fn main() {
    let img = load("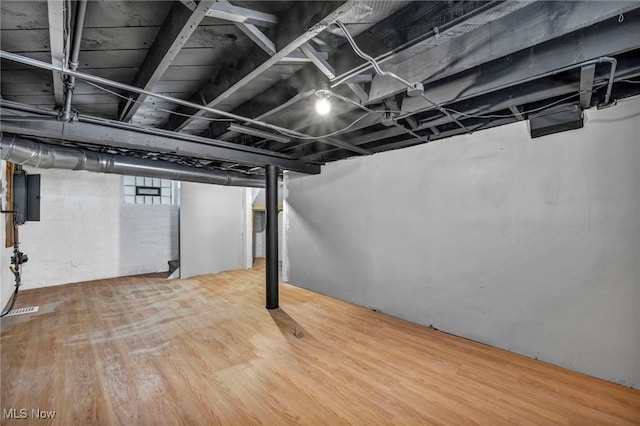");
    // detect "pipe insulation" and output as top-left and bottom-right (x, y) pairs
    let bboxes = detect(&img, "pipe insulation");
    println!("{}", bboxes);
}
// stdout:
(0, 133), (265, 188)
